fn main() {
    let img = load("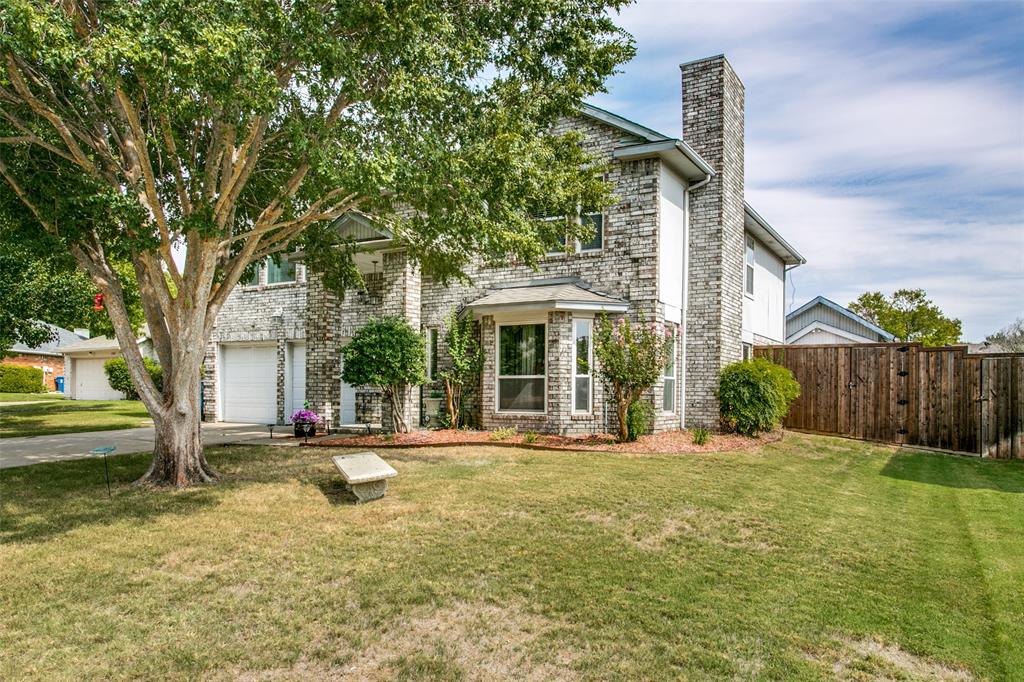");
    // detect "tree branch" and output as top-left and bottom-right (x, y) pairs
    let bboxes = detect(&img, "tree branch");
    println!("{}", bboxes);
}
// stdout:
(113, 86), (183, 290)
(5, 55), (98, 176)
(0, 157), (58, 235)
